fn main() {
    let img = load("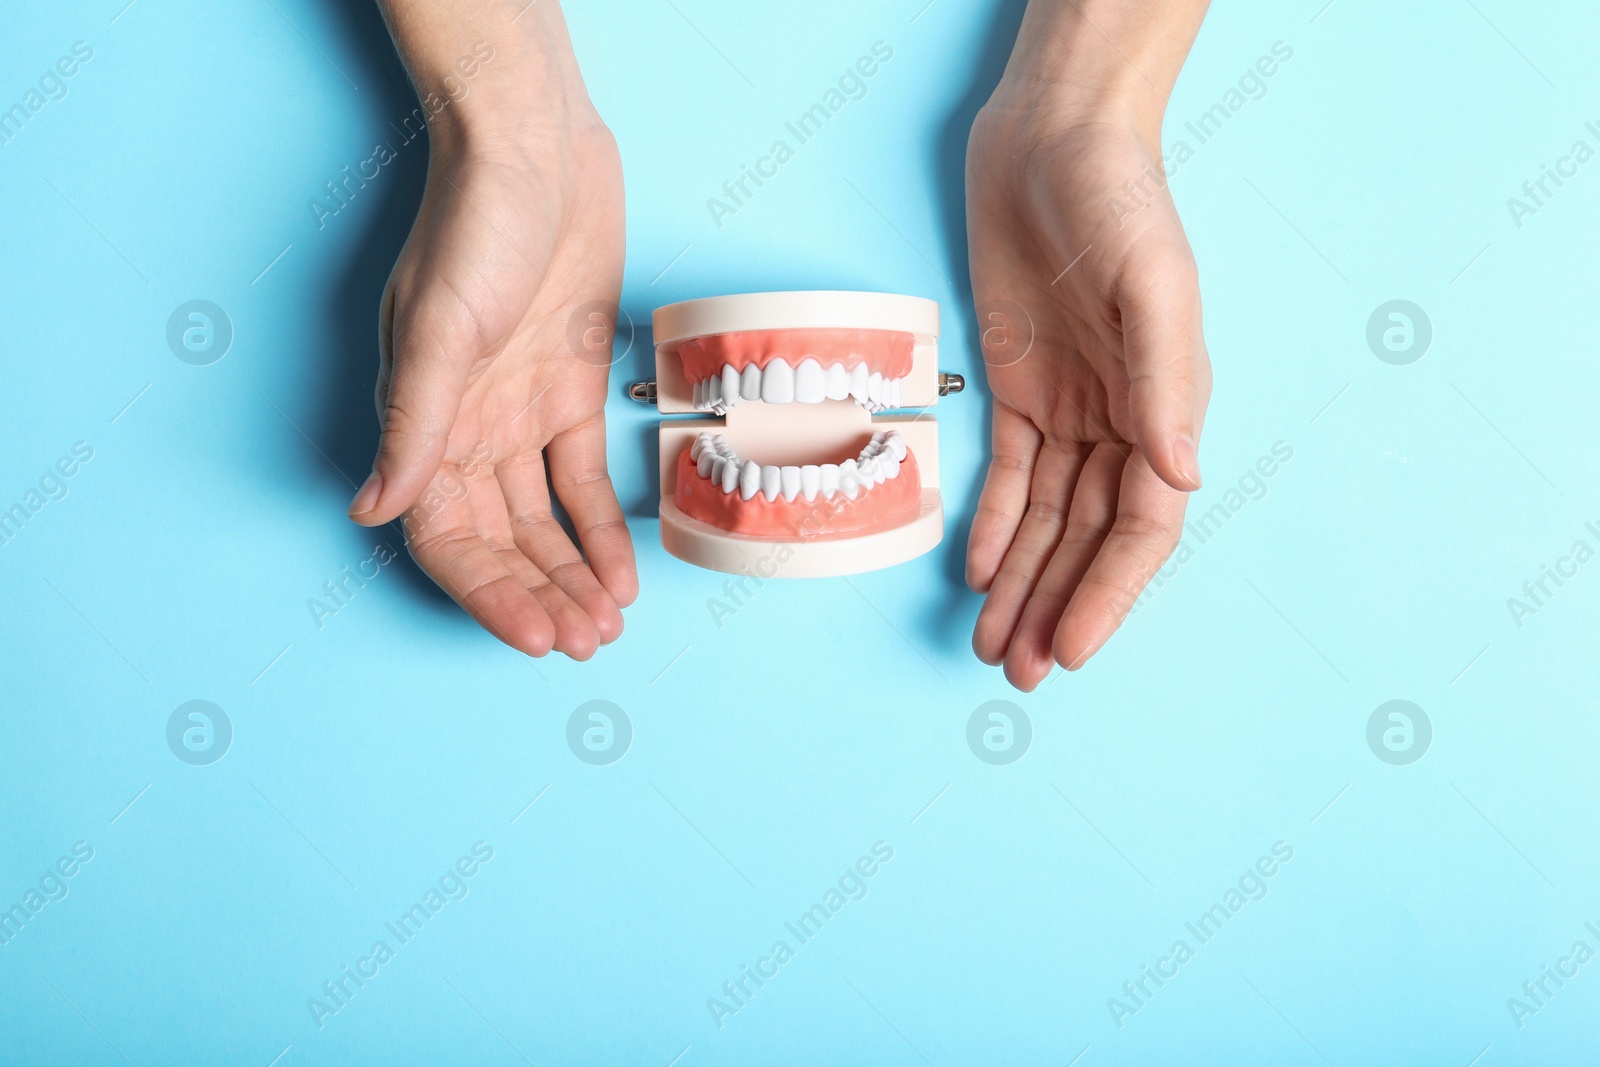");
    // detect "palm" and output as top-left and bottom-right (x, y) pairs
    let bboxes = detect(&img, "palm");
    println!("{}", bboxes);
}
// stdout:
(965, 109), (1210, 690)
(419, 157), (614, 469)
(360, 127), (638, 661)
